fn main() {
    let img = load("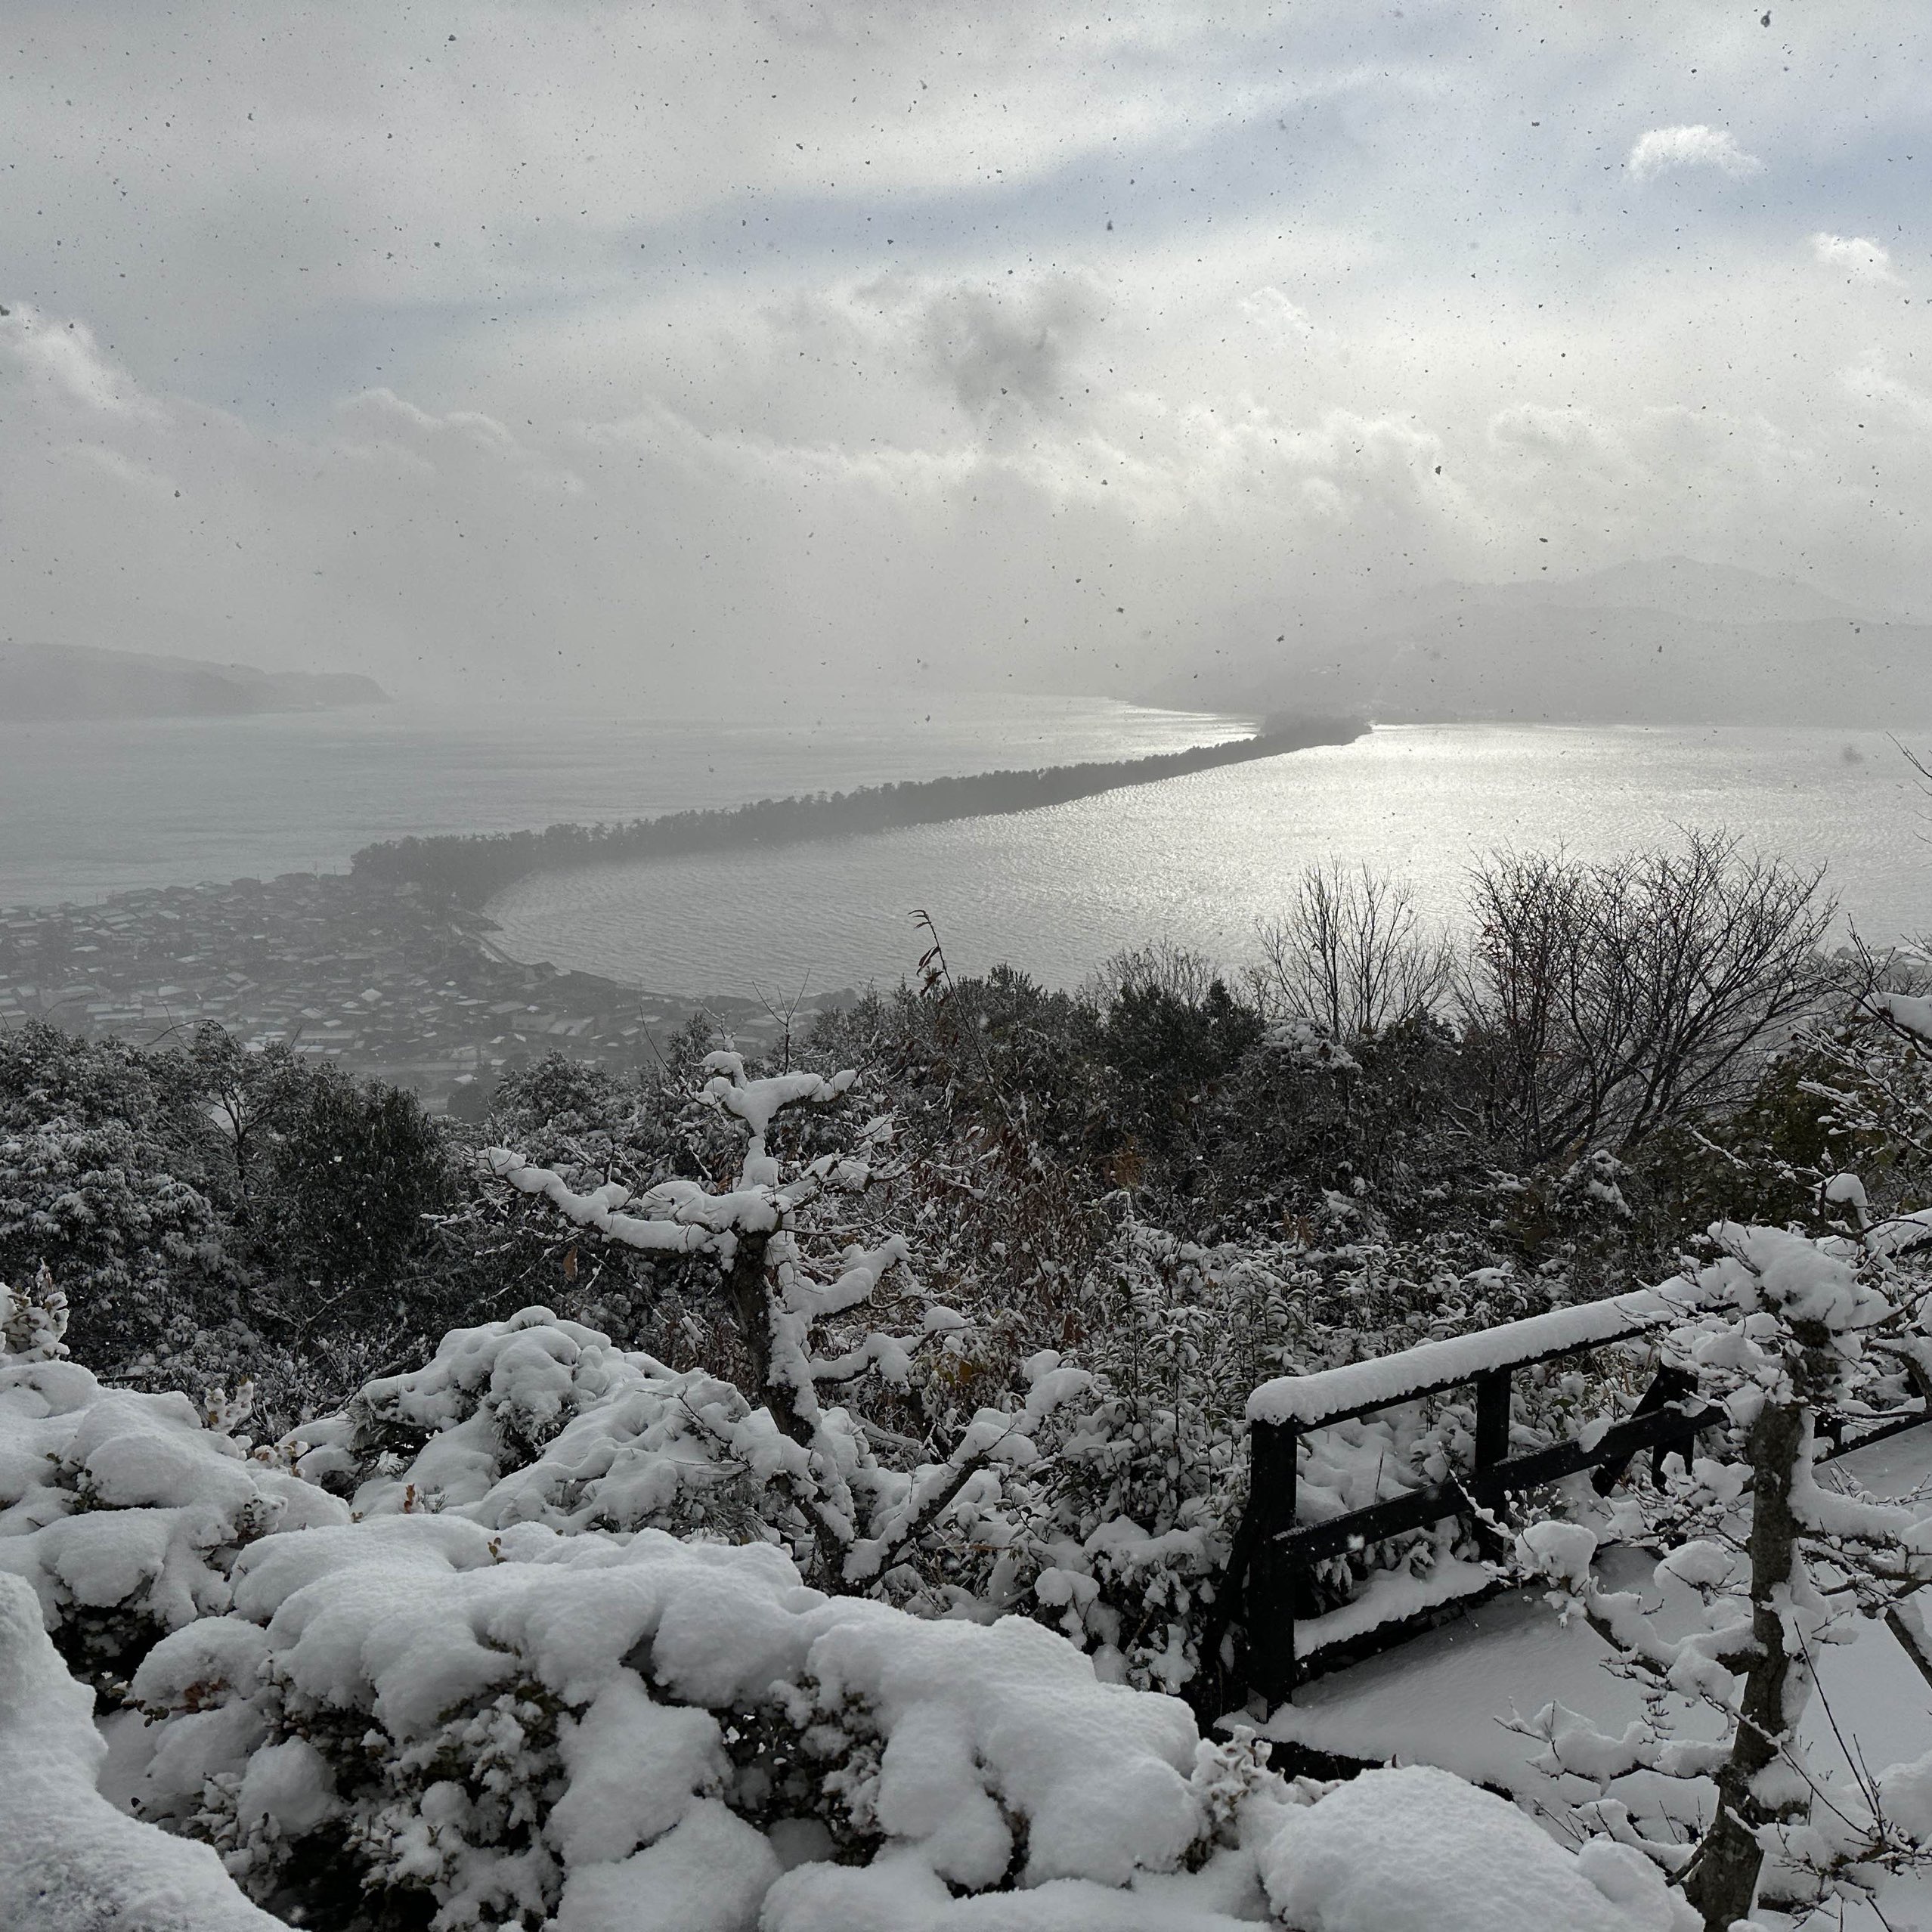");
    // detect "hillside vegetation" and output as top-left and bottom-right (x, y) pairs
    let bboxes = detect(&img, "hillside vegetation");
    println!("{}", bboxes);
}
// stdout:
(8, 830), (1932, 1929)
(0, 640), (388, 720)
